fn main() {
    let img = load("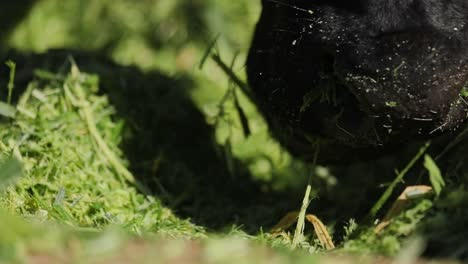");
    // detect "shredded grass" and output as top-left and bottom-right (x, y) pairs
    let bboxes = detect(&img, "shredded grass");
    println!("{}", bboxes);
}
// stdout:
(0, 66), (202, 238)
